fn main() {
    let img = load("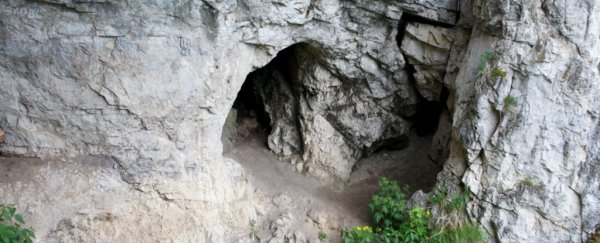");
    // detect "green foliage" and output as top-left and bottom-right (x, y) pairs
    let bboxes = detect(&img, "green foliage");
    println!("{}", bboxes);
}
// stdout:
(0, 205), (35, 243)
(430, 187), (485, 243)
(446, 188), (471, 213)
(503, 95), (516, 111)
(473, 51), (494, 77)
(521, 177), (537, 187)
(341, 226), (376, 243)
(491, 67), (507, 79)
(318, 231), (327, 241)
(344, 179), (485, 243)
(368, 177), (407, 230)
(430, 224), (485, 243)
(429, 185), (447, 206)
(396, 207), (430, 242)
(597, 63), (600, 73)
